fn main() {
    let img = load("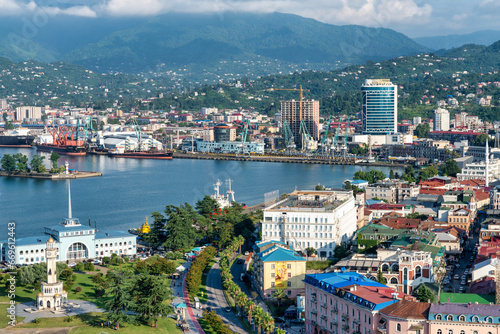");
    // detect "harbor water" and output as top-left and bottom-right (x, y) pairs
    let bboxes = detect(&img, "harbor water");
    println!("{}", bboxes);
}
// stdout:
(0, 147), (398, 238)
